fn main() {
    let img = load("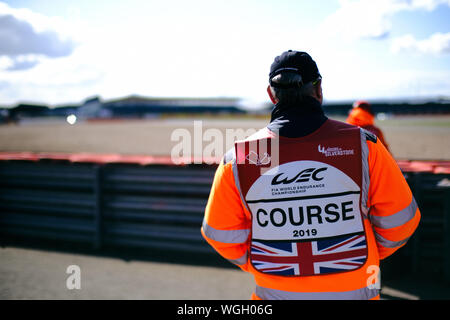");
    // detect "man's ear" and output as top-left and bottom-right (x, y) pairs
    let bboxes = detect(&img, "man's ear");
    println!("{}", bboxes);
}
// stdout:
(314, 80), (323, 104)
(267, 85), (278, 104)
